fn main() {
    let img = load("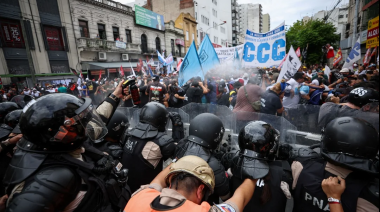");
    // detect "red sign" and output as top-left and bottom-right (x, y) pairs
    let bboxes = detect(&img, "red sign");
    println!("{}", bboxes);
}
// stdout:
(0, 18), (24, 48)
(175, 39), (185, 46)
(44, 26), (64, 51)
(367, 28), (379, 40)
(212, 43), (222, 48)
